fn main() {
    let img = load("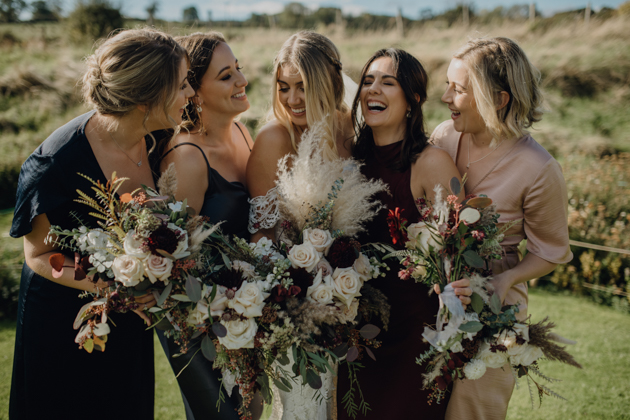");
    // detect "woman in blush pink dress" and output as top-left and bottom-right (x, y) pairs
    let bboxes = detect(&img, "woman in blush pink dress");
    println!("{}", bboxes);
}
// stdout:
(430, 37), (573, 420)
